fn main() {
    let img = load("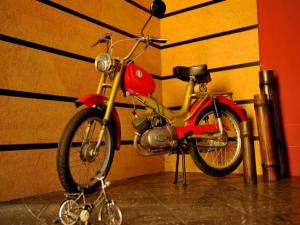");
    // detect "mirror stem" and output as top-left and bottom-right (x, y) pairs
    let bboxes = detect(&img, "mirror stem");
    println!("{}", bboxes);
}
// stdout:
(141, 14), (153, 37)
